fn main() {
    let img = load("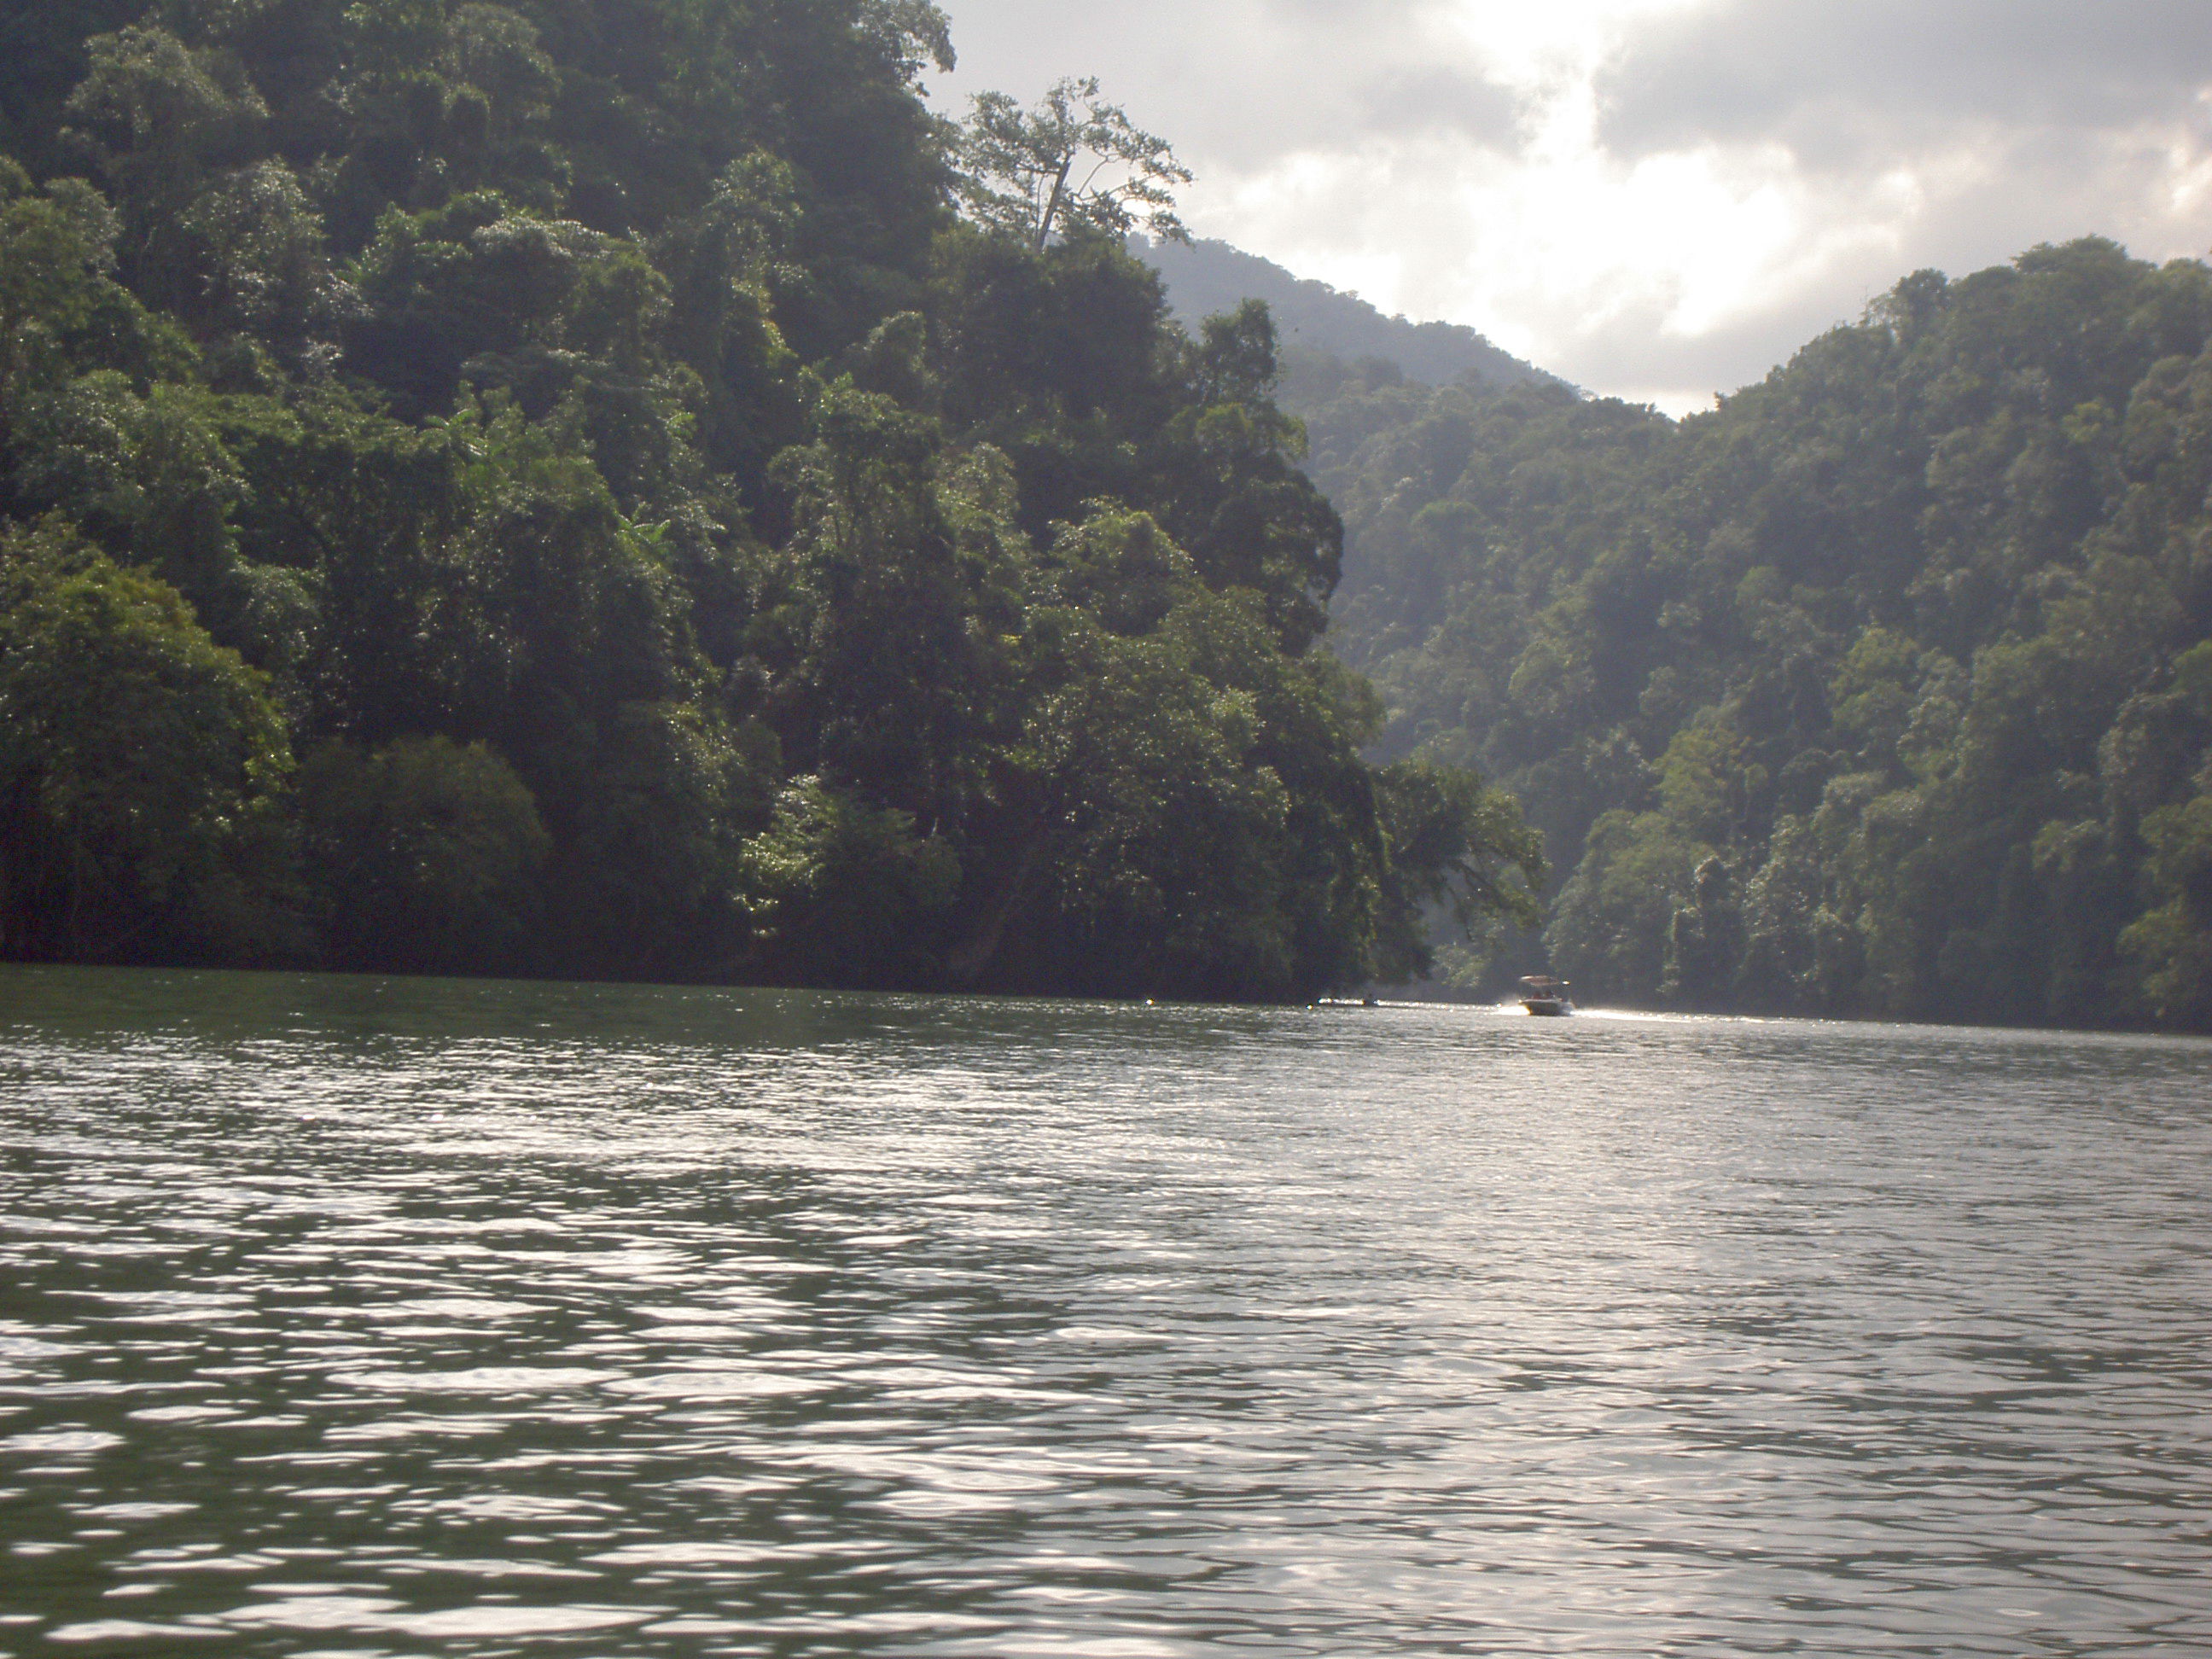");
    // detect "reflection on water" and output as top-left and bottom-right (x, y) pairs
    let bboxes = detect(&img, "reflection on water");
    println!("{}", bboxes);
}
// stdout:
(1, 964), (2209, 1656)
